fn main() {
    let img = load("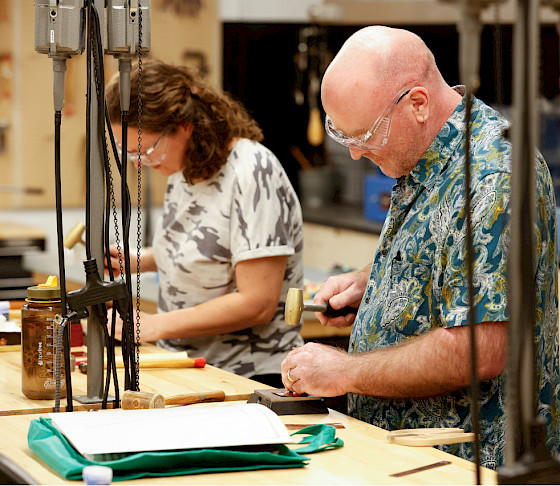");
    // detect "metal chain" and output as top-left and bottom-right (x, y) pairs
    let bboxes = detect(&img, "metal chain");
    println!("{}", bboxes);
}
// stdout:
(54, 314), (66, 413)
(134, 0), (143, 390)
(110, 169), (125, 279)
